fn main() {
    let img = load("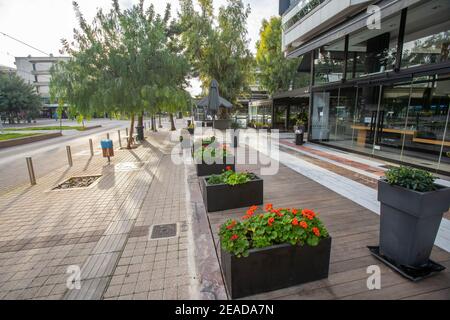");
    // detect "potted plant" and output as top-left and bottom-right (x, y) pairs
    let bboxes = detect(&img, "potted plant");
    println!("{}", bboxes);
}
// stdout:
(200, 168), (263, 212)
(219, 205), (331, 299)
(214, 108), (232, 130)
(194, 144), (235, 177)
(377, 166), (450, 268)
